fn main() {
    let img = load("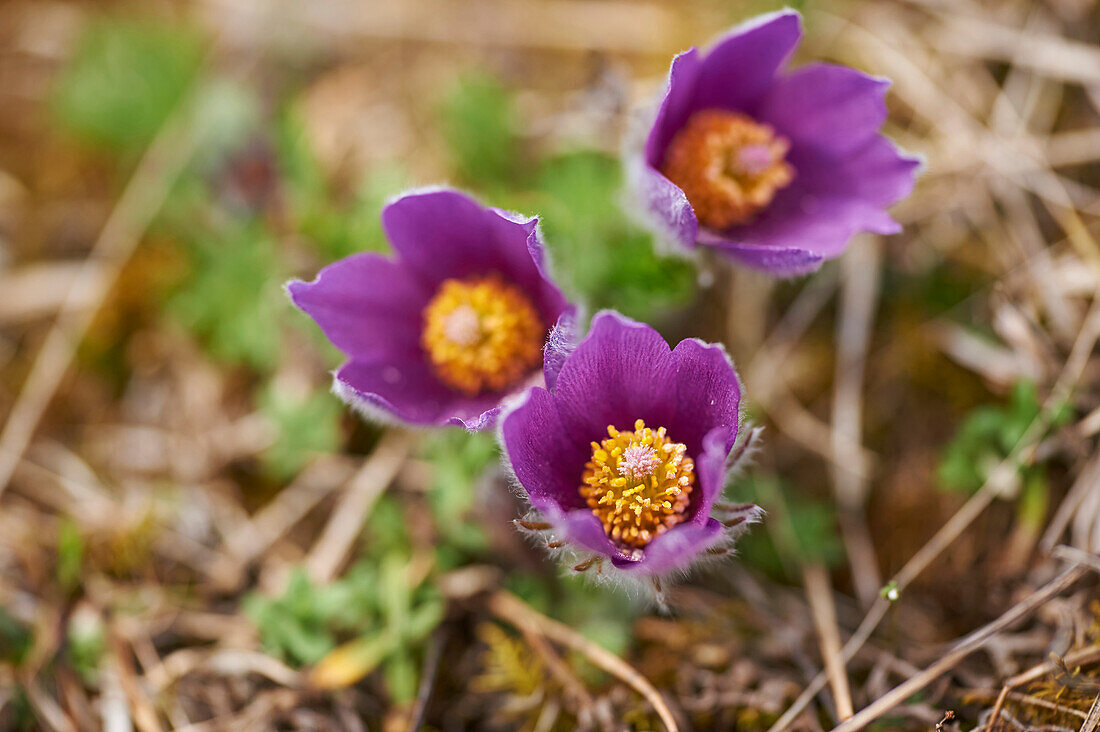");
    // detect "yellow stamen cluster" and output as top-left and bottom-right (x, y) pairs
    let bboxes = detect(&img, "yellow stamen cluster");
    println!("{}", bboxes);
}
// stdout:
(581, 419), (695, 549)
(421, 273), (545, 395)
(661, 109), (794, 230)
